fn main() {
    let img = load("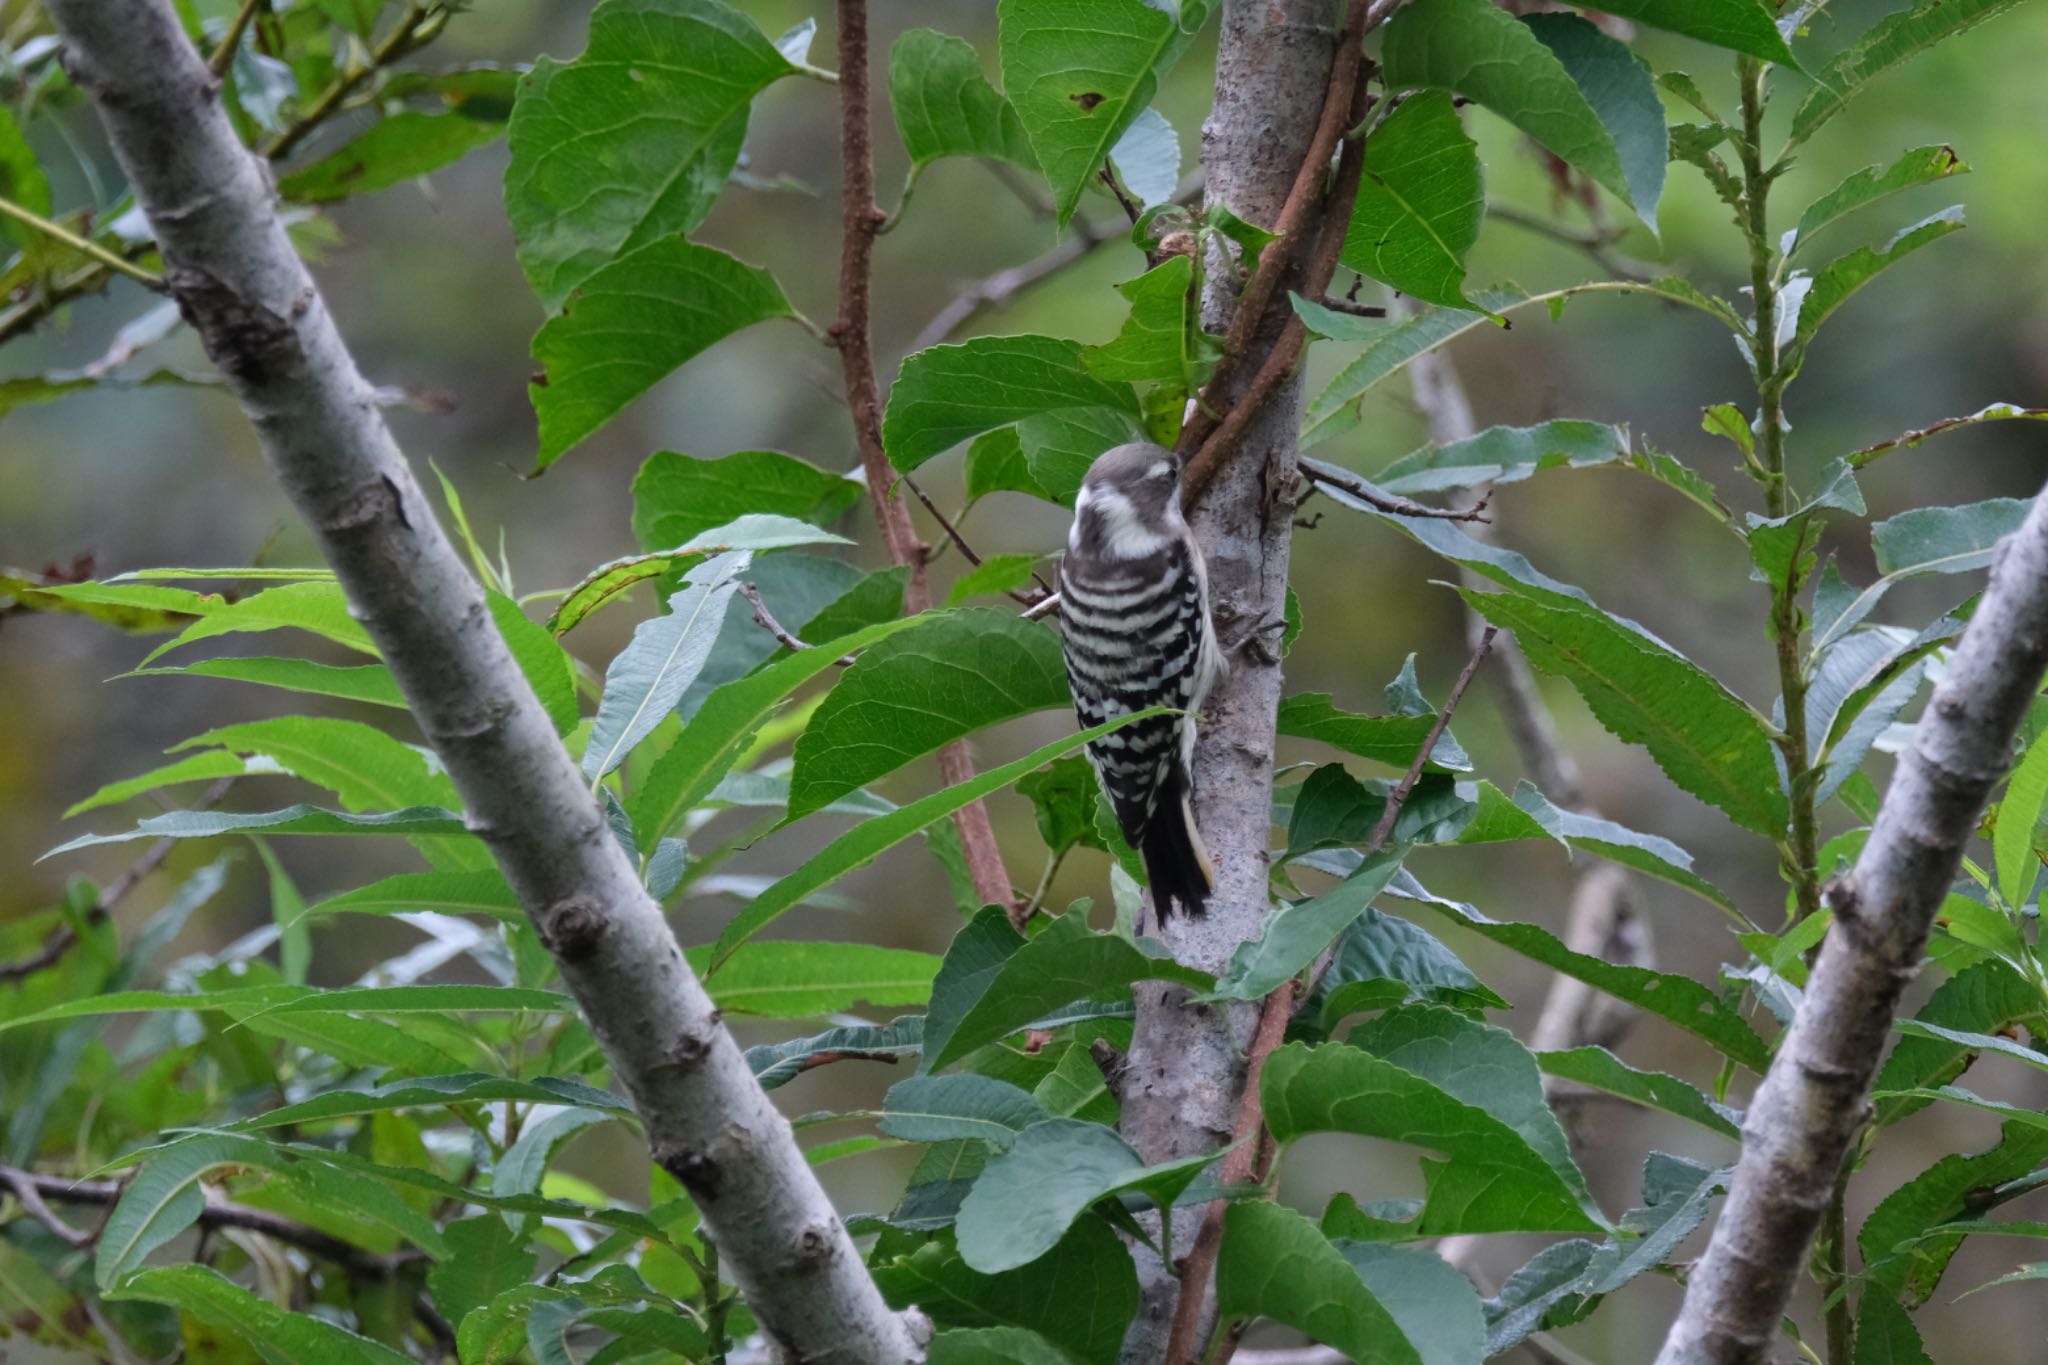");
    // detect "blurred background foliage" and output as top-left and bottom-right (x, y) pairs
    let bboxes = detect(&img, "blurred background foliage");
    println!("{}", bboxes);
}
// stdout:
(4, 1), (2047, 1357)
